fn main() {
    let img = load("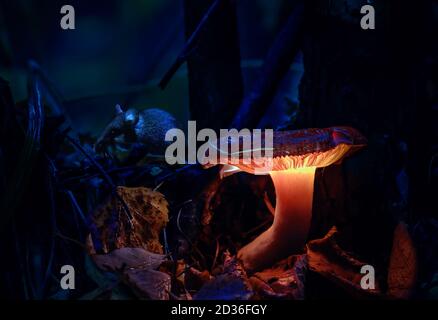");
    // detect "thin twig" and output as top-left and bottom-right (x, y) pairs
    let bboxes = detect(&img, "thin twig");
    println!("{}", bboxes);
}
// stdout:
(211, 236), (220, 272)
(65, 135), (133, 226)
(166, 289), (181, 301)
(176, 208), (207, 268)
(174, 264), (195, 279)
(162, 228), (172, 260)
(171, 199), (193, 210)
(158, 0), (223, 89)
(55, 232), (87, 250)
(42, 167), (57, 296)
(65, 190), (88, 226)
(155, 164), (195, 184)
(176, 209), (191, 245)
(153, 181), (164, 192)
